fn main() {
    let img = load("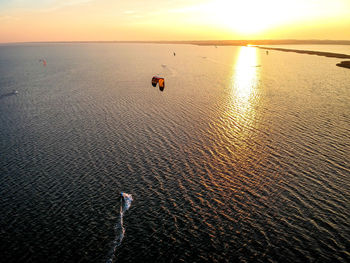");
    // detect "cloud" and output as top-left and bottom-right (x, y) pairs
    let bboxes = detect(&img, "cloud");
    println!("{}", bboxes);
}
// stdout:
(59, 0), (94, 7)
(37, 0), (95, 13)
(123, 10), (136, 15)
(0, 15), (19, 21)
